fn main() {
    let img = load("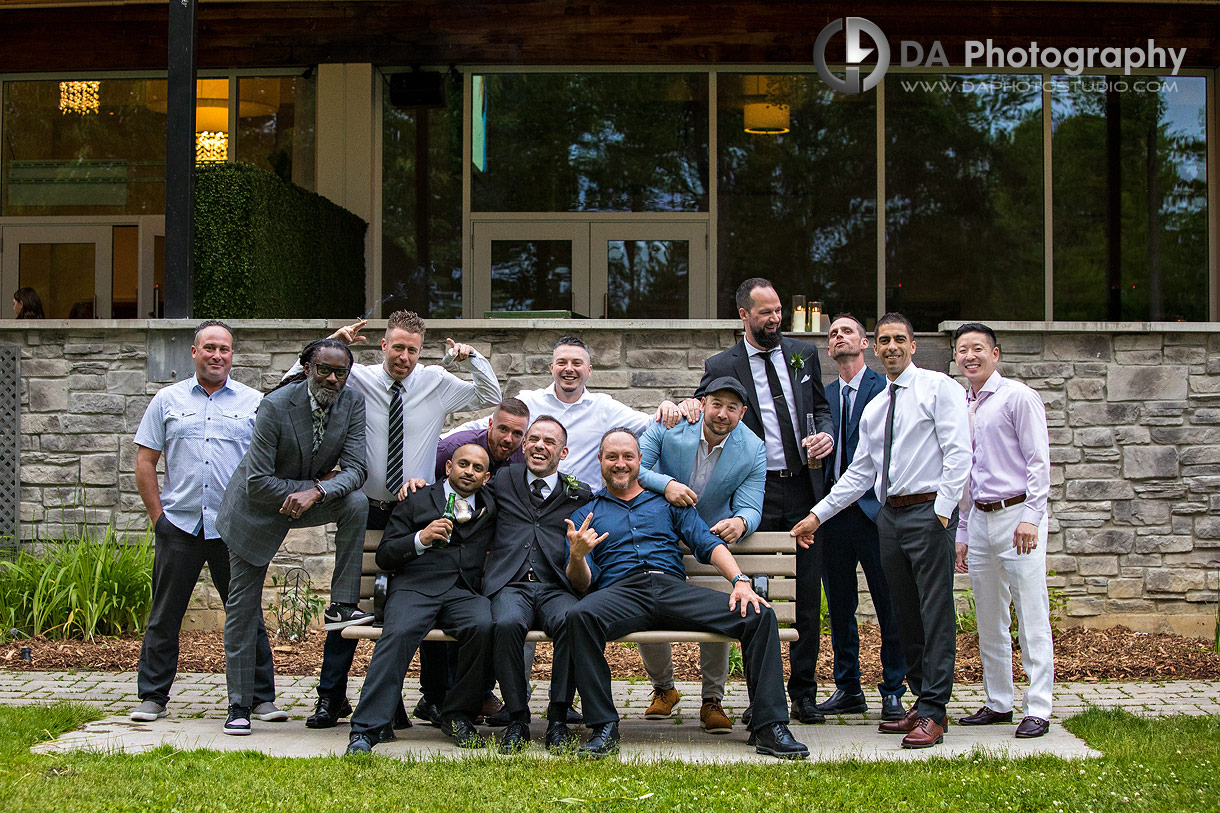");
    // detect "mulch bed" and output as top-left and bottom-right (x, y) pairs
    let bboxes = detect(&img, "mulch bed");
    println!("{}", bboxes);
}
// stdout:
(4, 625), (1218, 683)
